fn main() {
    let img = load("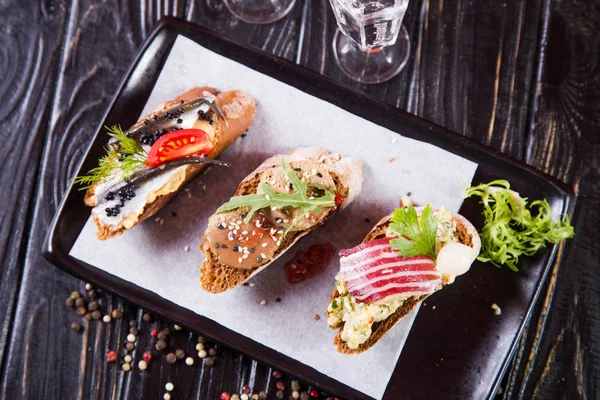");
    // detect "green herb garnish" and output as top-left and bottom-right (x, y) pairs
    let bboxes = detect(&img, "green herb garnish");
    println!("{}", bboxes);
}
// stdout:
(464, 179), (574, 271)
(75, 125), (147, 189)
(331, 300), (338, 309)
(389, 204), (438, 259)
(216, 160), (336, 235)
